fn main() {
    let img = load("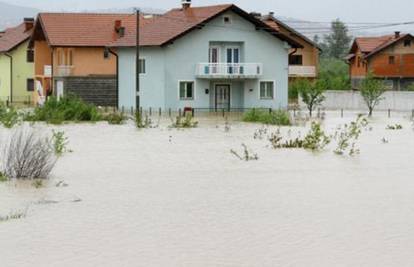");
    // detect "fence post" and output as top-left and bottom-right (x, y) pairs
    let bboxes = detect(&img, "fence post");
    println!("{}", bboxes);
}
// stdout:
(388, 109), (391, 118)
(130, 107), (134, 115)
(149, 107), (152, 116)
(159, 108), (162, 117)
(6, 97), (9, 107)
(222, 109), (225, 117)
(192, 108), (195, 117)
(179, 108), (182, 117)
(169, 108), (171, 117)
(269, 108), (272, 114)
(293, 108), (296, 118)
(341, 108), (344, 118)
(317, 108), (321, 118)
(121, 106), (125, 114)
(412, 109), (414, 119)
